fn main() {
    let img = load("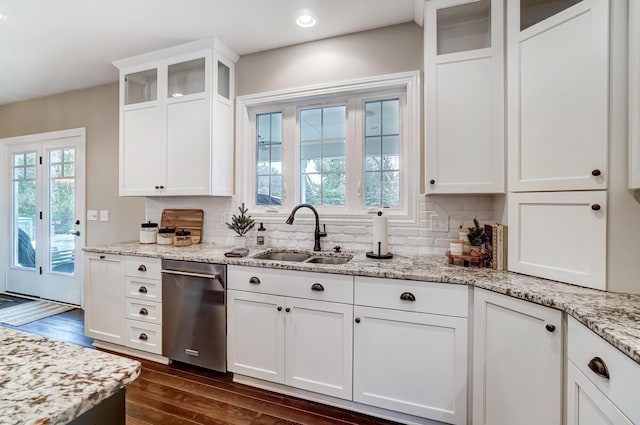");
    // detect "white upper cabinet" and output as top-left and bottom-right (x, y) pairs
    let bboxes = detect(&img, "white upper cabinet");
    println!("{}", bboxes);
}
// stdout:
(425, 0), (505, 194)
(114, 39), (238, 197)
(630, 0), (640, 188)
(507, 0), (609, 192)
